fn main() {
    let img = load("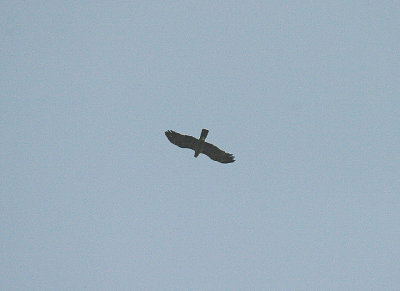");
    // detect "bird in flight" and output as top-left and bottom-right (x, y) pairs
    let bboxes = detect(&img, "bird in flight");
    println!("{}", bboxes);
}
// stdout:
(165, 129), (235, 163)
